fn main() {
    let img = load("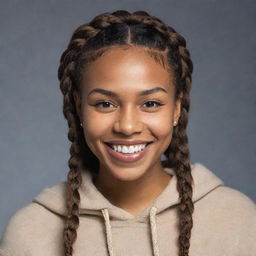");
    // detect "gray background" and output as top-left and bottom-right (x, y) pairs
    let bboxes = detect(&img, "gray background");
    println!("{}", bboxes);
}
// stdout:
(0, 0), (255, 235)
